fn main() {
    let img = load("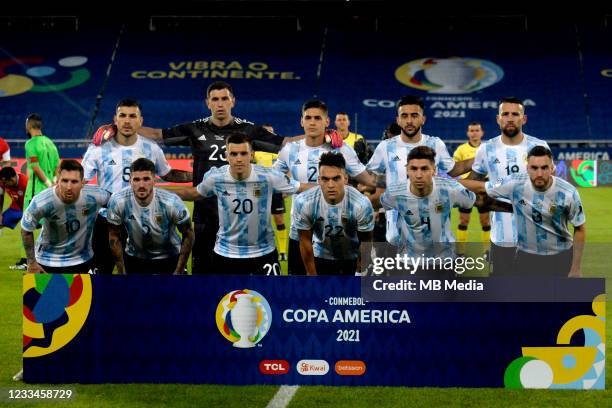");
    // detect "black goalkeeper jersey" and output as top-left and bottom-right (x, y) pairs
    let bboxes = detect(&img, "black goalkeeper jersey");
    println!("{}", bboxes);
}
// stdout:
(162, 116), (283, 222)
